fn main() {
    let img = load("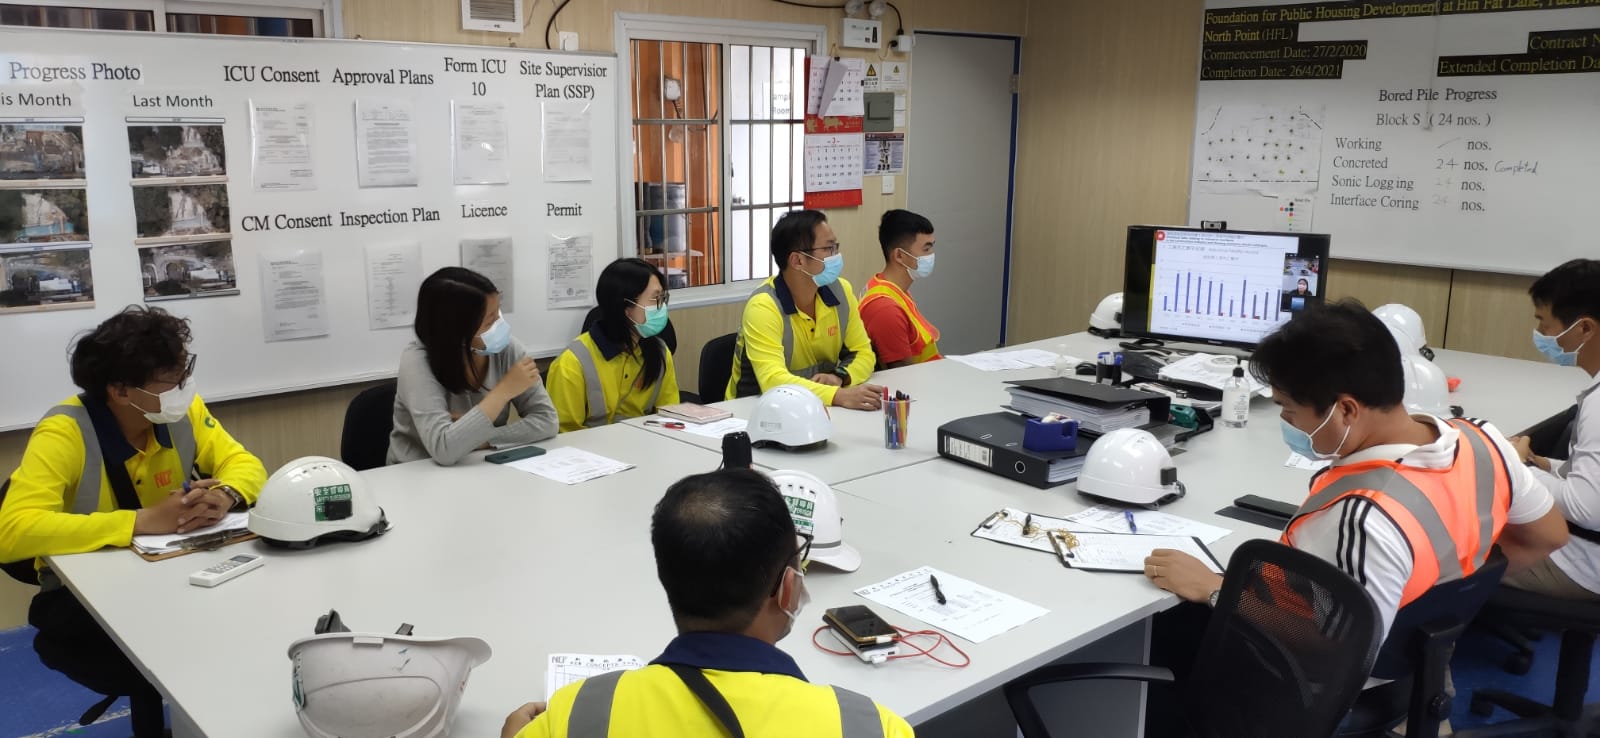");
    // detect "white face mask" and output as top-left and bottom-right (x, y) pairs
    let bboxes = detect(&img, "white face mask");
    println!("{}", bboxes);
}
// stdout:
(133, 380), (197, 425)
(780, 566), (811, 635)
